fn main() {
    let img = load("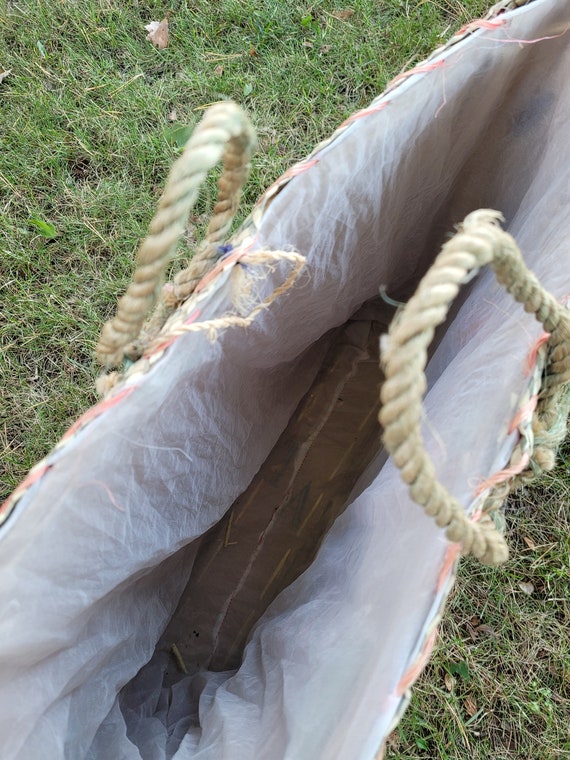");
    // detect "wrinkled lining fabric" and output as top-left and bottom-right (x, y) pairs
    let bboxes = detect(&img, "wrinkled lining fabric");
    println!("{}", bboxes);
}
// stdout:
(0, 2), (568, 759)
(152, 304), (388, 677)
